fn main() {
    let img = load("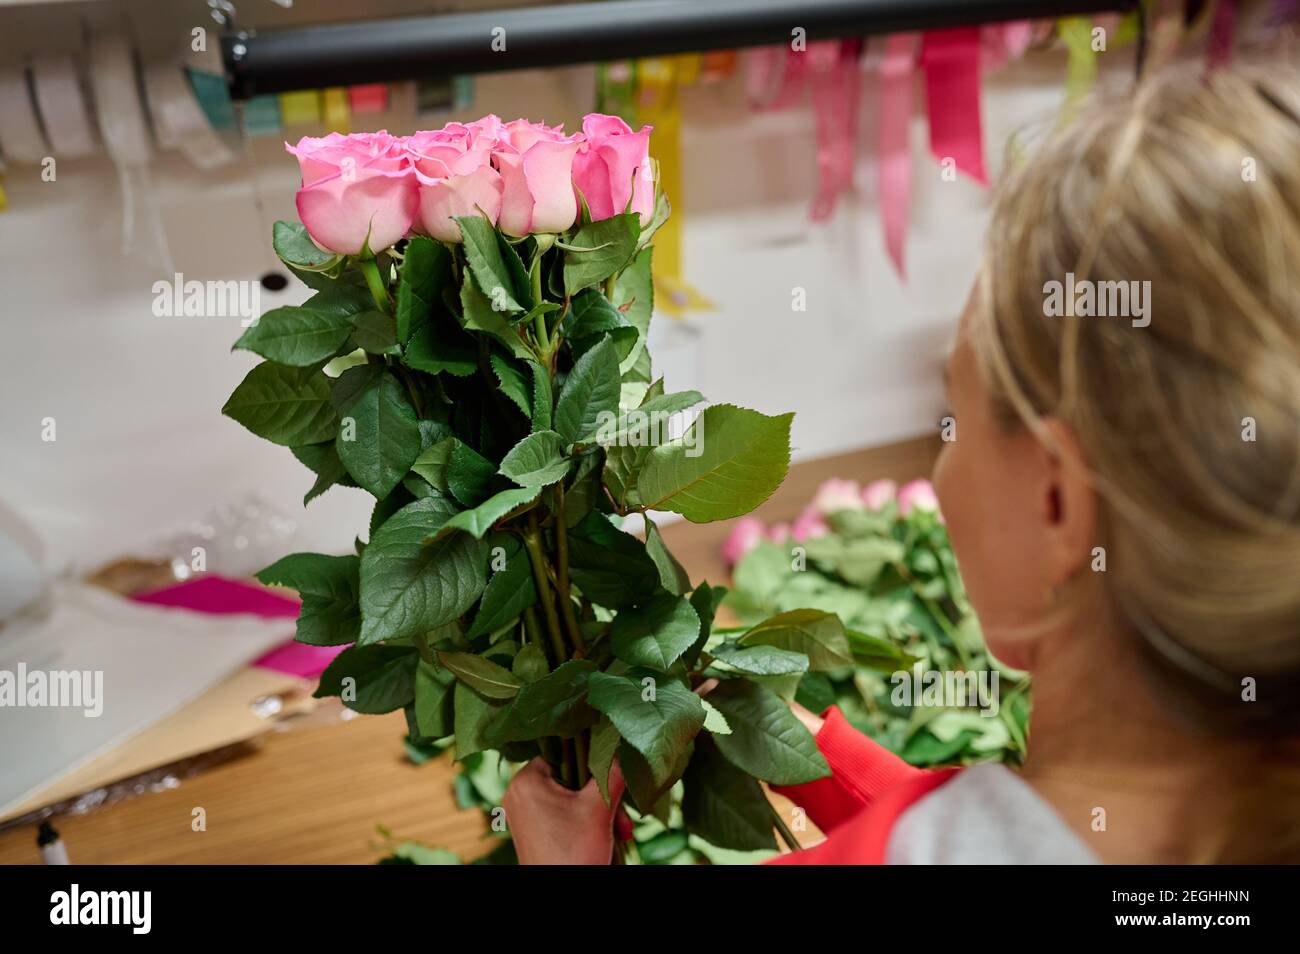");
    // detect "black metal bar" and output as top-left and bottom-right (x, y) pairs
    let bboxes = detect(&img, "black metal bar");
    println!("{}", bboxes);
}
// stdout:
(222, 0), (1133, 100)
